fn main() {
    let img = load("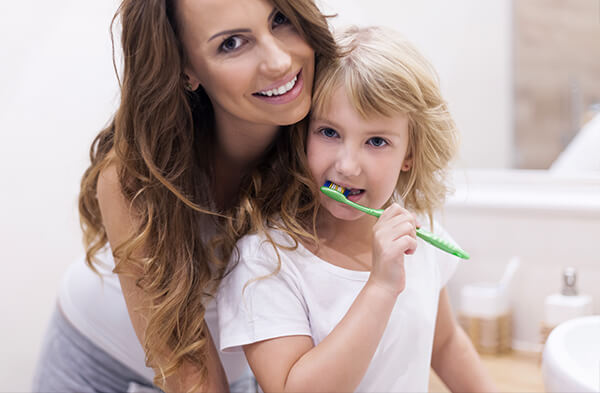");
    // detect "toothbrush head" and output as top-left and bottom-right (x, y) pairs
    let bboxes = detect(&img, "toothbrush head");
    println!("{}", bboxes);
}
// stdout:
(320, 182), (350, 204)
(321, 181), (383, 217)
(323, 181), (350, 197)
